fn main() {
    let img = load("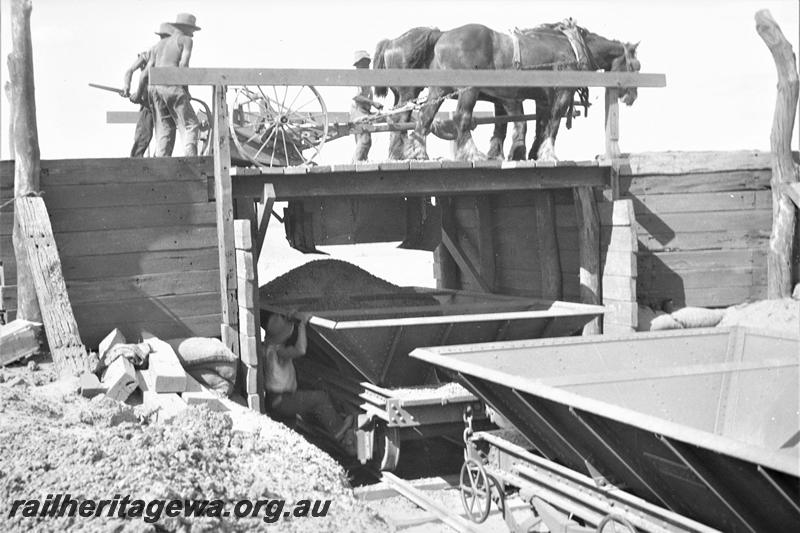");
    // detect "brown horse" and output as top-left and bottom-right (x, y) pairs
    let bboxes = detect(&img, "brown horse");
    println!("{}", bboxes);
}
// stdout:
(408, 22), (640, 161)
(373, 27), (443, 159)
